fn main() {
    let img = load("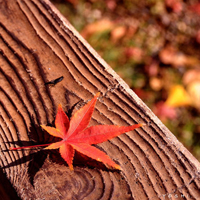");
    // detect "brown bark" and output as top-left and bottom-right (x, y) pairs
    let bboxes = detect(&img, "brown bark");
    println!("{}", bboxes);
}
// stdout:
(0, 0), (199, 199)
